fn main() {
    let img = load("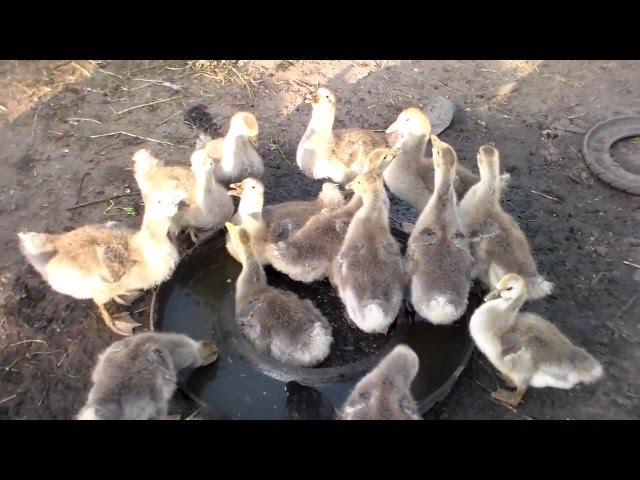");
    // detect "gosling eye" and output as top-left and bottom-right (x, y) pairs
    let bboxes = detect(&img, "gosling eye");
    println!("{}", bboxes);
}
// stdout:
(506, 286), (514, 291)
